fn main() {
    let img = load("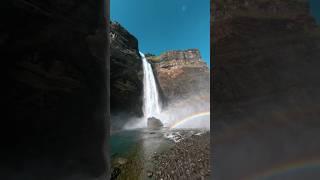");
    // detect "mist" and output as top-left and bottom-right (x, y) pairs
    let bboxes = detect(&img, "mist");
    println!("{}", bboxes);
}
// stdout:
(120, 90), (210, 130)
